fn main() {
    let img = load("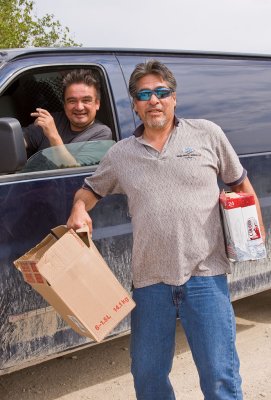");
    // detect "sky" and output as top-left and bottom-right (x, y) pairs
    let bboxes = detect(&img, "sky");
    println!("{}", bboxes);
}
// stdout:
(34, 0), (271, 54)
